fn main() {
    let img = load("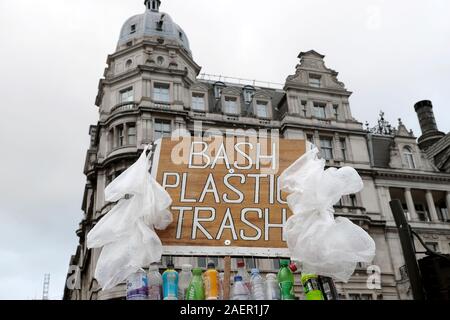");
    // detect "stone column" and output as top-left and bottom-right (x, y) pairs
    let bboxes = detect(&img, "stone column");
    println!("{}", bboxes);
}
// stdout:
(404, 188), (417, 221)
(425, 190), (439, 222)
(378, 186), (393, 221)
